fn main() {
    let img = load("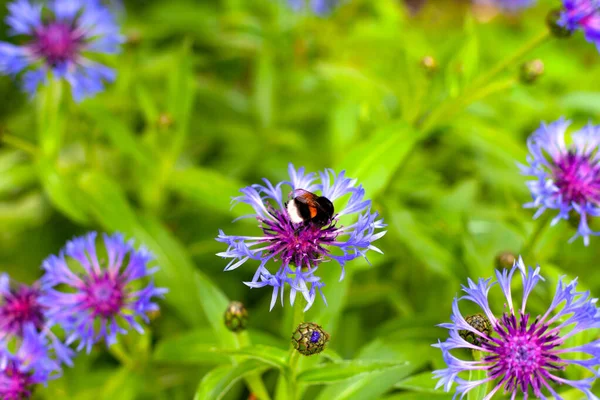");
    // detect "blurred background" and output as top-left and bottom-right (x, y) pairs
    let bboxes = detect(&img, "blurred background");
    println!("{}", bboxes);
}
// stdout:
(0, 0), (599, 398)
